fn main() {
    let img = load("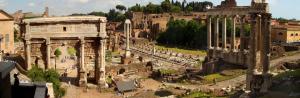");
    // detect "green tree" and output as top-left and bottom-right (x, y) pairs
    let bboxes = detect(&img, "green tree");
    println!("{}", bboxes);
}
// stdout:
(170, 6), (181, 13)
(106, 9), (126, 22)
(88, 11), (106, 16)
(67, 47), (76, 56)
(116, 5), (127, 11)
(128, 4), (143, 12)
(54, 48), (62, 70)
(161, 0), (172, 12)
